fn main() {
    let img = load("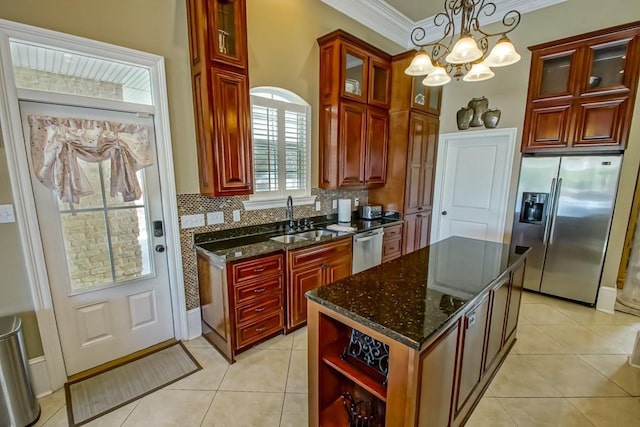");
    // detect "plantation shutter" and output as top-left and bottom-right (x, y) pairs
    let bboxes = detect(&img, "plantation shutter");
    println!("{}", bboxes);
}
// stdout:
(251, 104), (278, 192)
